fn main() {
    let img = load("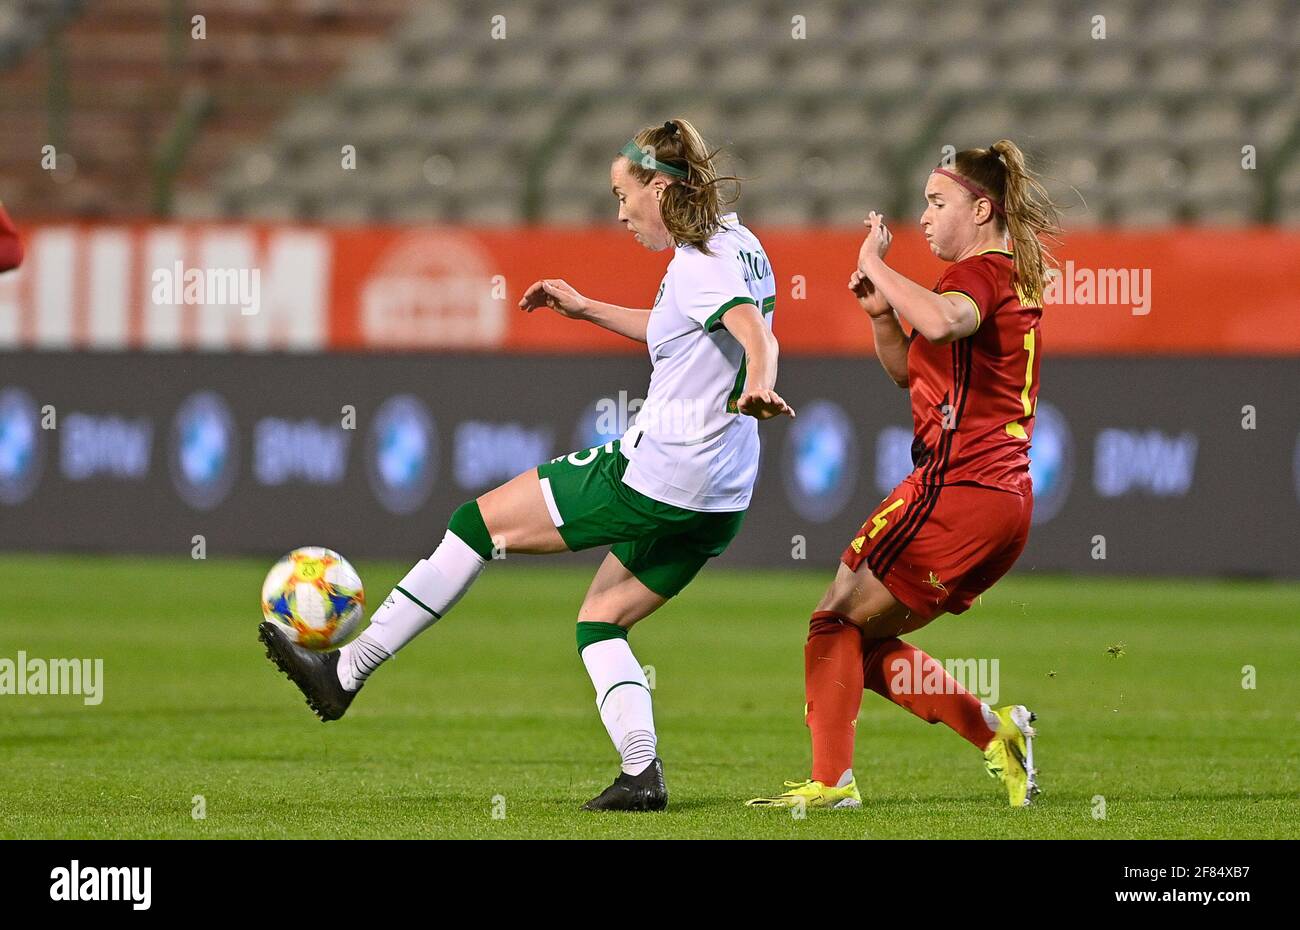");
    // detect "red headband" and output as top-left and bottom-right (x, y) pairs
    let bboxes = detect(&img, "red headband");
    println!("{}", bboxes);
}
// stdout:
(931, 167), (1004, 216)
